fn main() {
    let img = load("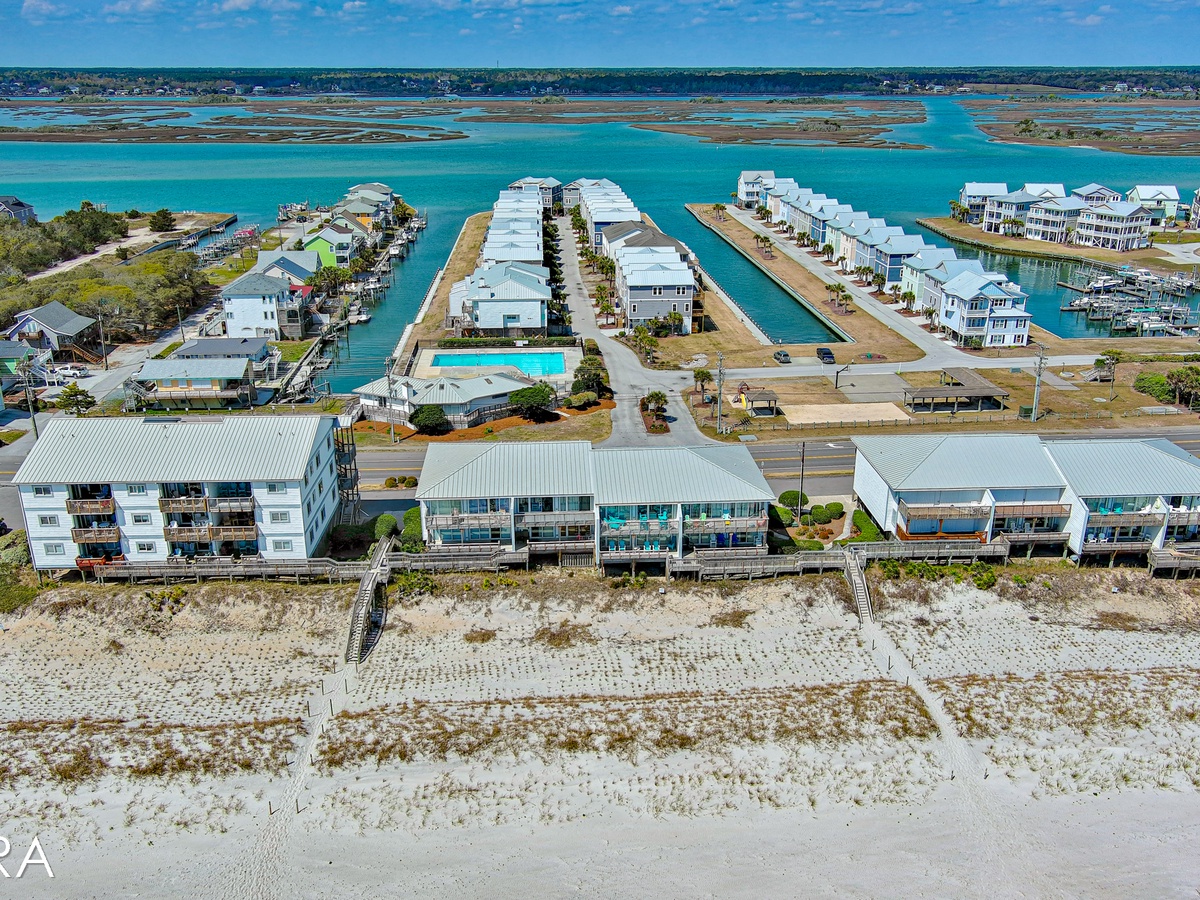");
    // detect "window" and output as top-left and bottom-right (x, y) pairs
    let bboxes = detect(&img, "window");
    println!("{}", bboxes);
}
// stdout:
(136, 541), (156, 553)
(270, 511), (290, 524)
(652, 287), (663, 296)
(44, 543), (65, 556)
(306, 499), (312, 514)
(37, 514), (58, 527)
(630, 304), (637, 314)
(127, 484), (147, 495)
(33, 485), (53, 497)
(132, 513), (152, 525)
(267, 482), (283, 493)
(272, 539), (293, 552)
